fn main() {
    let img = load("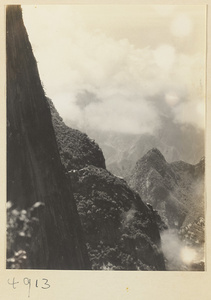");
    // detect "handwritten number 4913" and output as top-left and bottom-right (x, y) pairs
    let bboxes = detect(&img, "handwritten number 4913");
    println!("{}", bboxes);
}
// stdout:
(8, 277), (50, 297)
